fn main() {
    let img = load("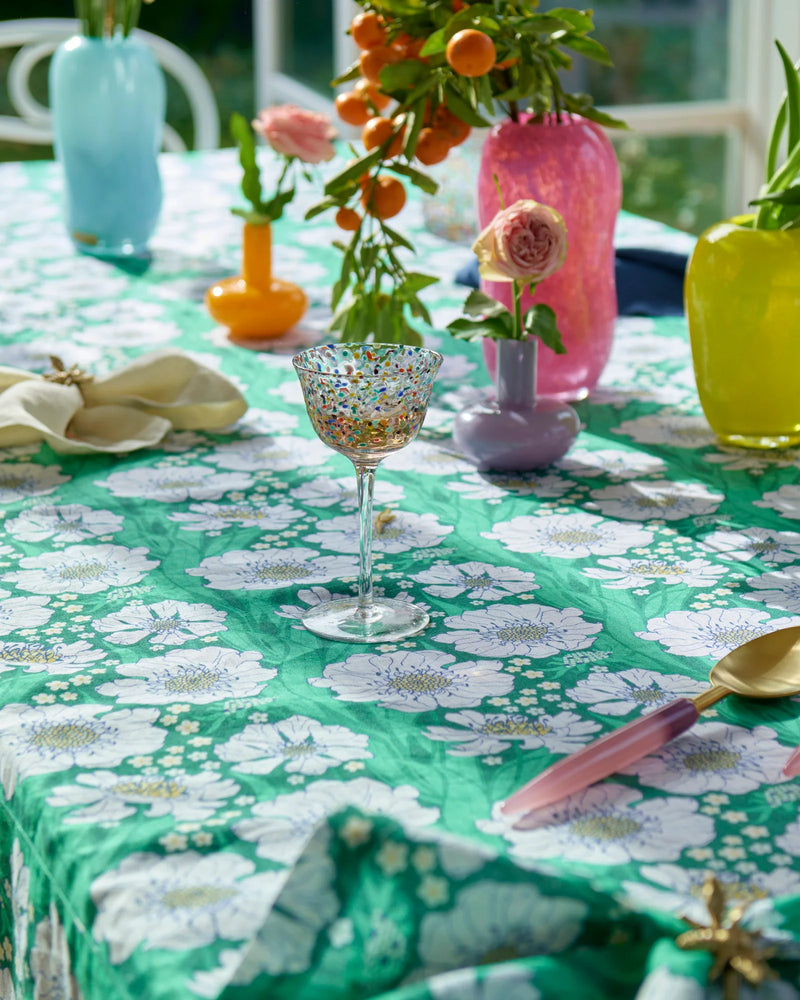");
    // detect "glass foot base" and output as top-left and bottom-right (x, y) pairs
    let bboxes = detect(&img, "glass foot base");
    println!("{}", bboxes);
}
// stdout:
(718, 431), (800, 450)
(301, 597), (428, 643)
